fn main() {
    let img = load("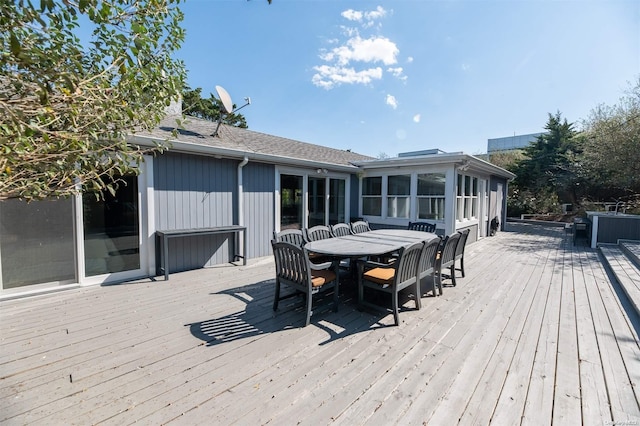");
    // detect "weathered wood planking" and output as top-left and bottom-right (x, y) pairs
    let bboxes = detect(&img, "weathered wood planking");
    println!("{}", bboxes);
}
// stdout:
(1, 223), (639, 425)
